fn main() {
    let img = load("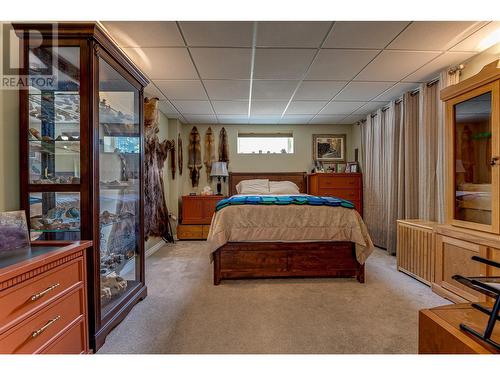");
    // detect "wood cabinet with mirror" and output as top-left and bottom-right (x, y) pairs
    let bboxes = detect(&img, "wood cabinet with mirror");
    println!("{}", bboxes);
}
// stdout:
(434, 60), (500, 303)
(14, 23), (149, 351)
